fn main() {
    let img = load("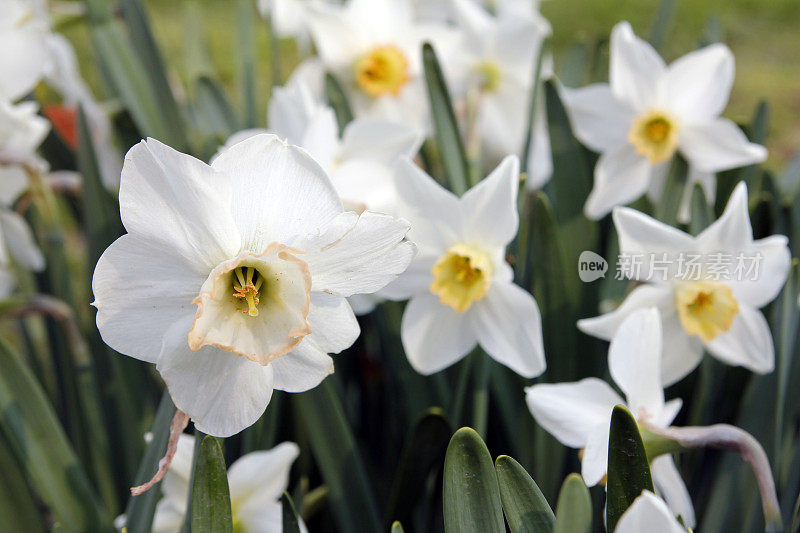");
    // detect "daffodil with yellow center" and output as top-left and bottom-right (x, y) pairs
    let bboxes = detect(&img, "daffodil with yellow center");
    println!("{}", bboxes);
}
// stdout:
(674, 281), (738, 343)
(385, 155), (546, 379)
(578, 182), (790, 386)
(355, 45), (410, 97)
(93, 134), (414, 437)
(528, 308), (695, 527)
(628, 110), (680, 164)
(561, 21), (768, 220)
